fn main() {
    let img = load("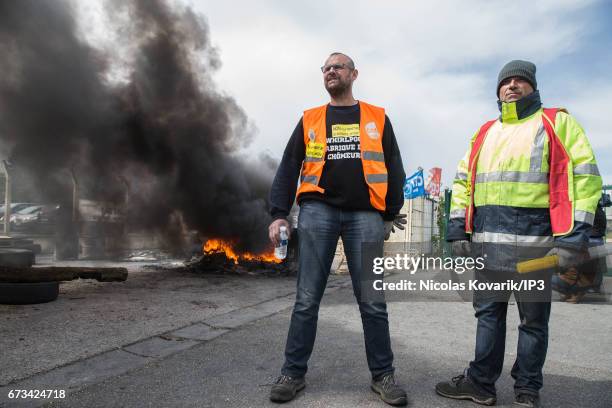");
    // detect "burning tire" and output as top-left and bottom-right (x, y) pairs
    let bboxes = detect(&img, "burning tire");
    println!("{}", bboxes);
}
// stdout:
(0, 282), (59, 304)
